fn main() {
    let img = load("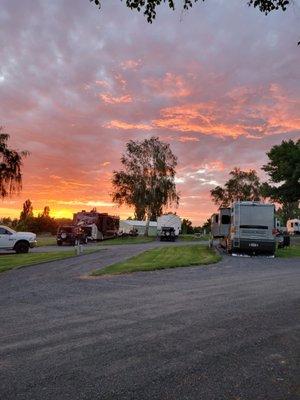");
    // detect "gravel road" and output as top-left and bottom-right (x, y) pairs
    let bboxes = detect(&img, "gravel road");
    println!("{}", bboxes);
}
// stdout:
(0, 242), (299, 400)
